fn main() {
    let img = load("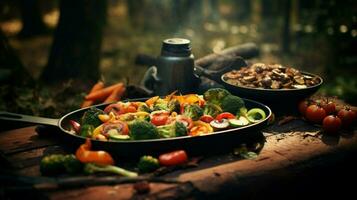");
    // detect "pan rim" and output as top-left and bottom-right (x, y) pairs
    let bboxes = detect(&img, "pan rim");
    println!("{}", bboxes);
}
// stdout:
(58, 98), (272, 143)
